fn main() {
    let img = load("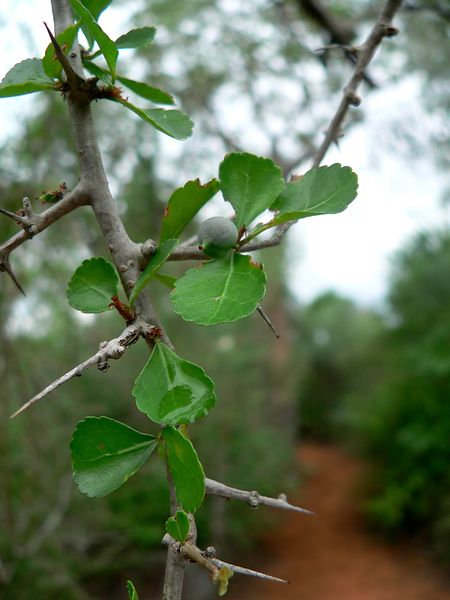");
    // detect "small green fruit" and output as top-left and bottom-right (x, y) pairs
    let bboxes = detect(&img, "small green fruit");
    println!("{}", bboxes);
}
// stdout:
(198, 216), (238, 259)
